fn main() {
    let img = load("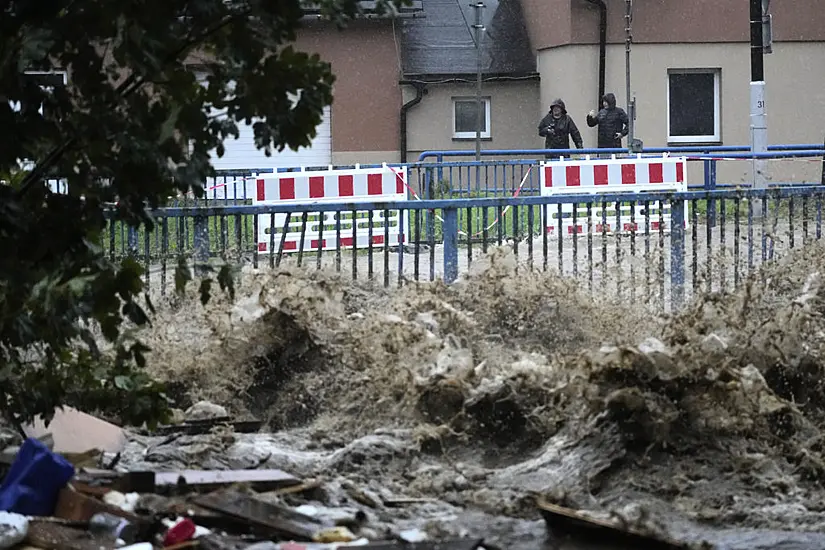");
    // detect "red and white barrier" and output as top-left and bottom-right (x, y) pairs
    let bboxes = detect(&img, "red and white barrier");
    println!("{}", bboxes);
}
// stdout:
(252, 164), (408, 253)
(540, 155), (688, 235)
